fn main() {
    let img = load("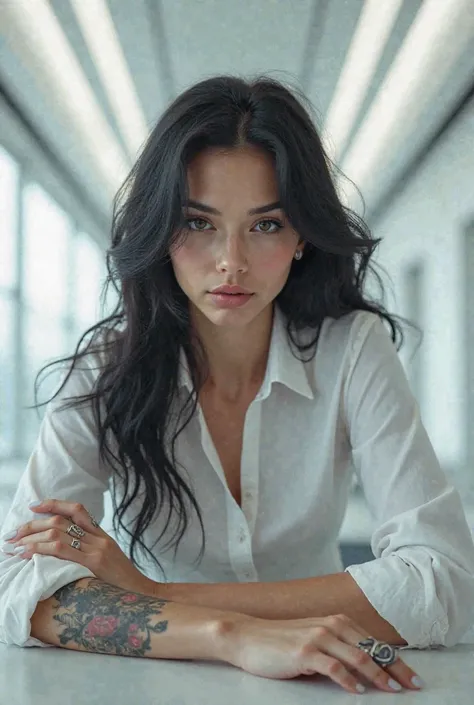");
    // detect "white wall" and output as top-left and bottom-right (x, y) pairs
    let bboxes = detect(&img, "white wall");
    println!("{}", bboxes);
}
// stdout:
(371, 104), (474, 503)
